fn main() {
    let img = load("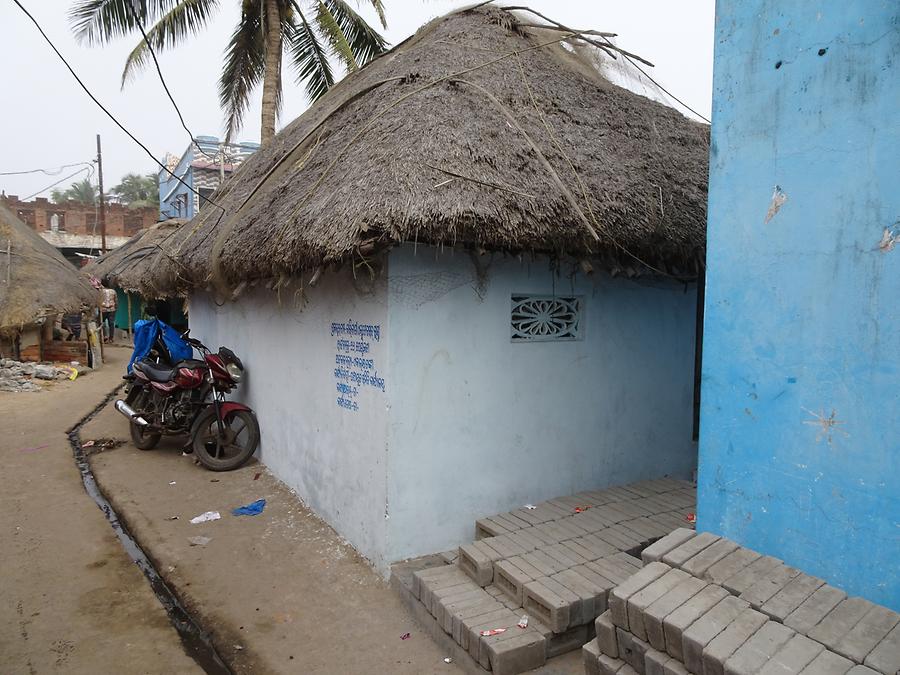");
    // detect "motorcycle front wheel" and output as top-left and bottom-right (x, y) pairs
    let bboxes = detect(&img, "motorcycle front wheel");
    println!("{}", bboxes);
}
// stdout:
(191, 407), (260, 471)
(127, 387), (161, 451)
